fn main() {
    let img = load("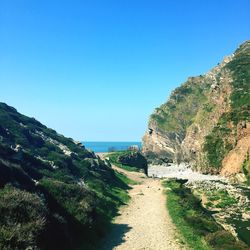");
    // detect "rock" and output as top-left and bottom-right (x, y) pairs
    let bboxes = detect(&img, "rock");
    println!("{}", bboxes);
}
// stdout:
(127, 145), (140, 151)
(229, 173), (247, 183)
(242, 212), (250, 220)
(142, 41), (250, 180)
(118, 151), (148, 174)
